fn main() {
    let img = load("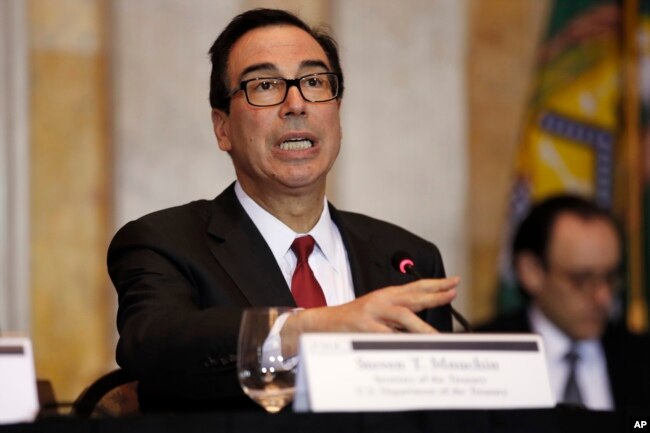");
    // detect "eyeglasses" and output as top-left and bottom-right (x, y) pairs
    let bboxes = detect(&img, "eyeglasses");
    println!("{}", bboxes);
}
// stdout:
(230, 72), (340, 107)
(551, 267), (623, 293)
